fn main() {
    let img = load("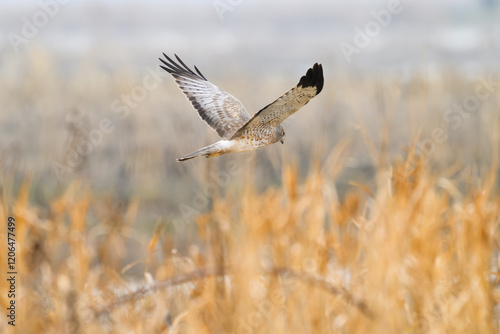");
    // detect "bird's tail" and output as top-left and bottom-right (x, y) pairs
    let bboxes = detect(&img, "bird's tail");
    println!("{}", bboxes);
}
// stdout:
(177, 142), (228, 162)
